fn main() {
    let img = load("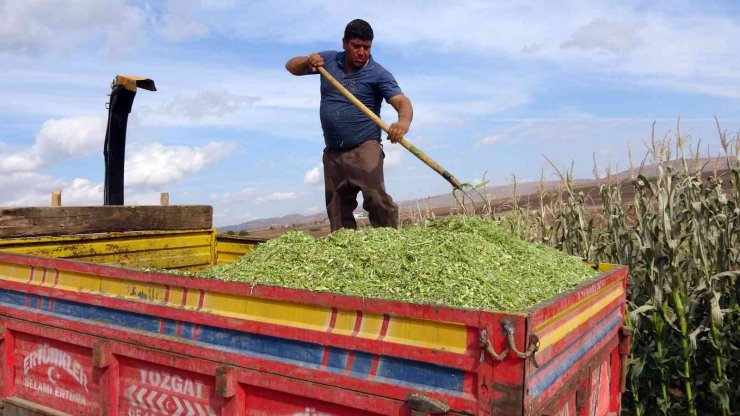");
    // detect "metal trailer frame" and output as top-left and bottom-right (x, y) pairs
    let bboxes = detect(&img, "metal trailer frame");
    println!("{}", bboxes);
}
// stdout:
(0, 249), (628, 415)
